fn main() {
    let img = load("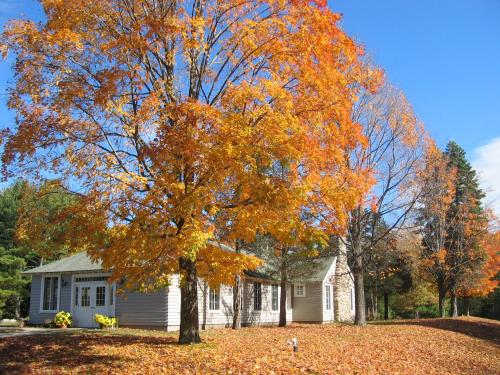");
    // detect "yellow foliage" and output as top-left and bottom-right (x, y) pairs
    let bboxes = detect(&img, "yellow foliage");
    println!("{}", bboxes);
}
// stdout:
(2, 0), (380, 291)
